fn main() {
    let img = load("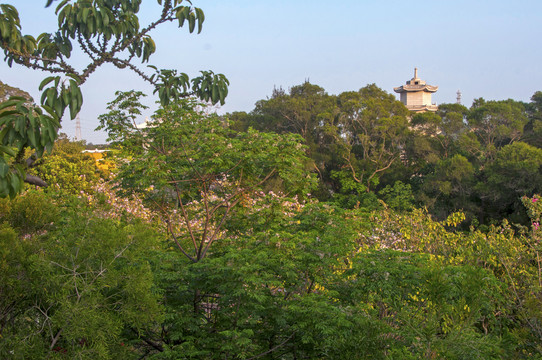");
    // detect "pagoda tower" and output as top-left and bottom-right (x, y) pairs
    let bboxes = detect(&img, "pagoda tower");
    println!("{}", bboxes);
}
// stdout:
(394, 68), (438, 112)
